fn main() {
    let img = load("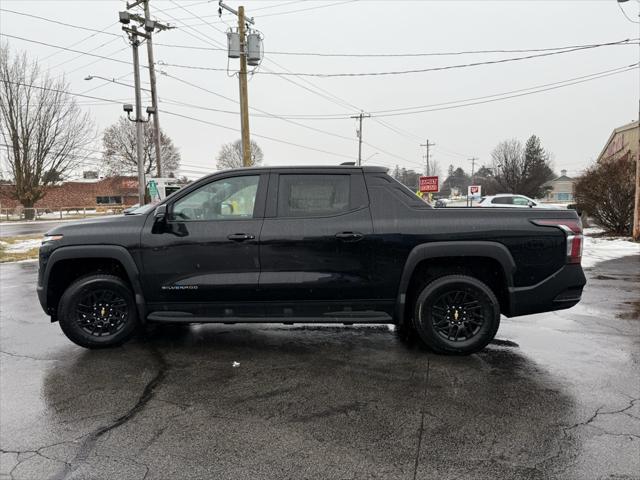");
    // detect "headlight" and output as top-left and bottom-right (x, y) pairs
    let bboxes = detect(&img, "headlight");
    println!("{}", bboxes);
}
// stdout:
(41, 235), (63, 245)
